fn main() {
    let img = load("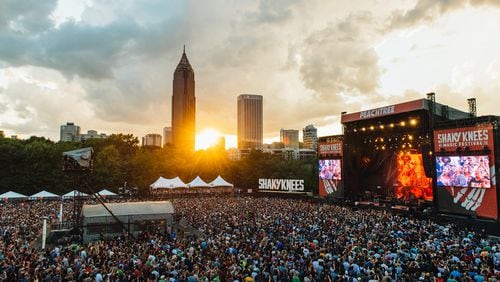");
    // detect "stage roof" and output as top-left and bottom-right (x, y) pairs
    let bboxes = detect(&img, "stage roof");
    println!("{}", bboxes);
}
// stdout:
(341, 99), (470, 124)
(83, 201), (174, 218)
